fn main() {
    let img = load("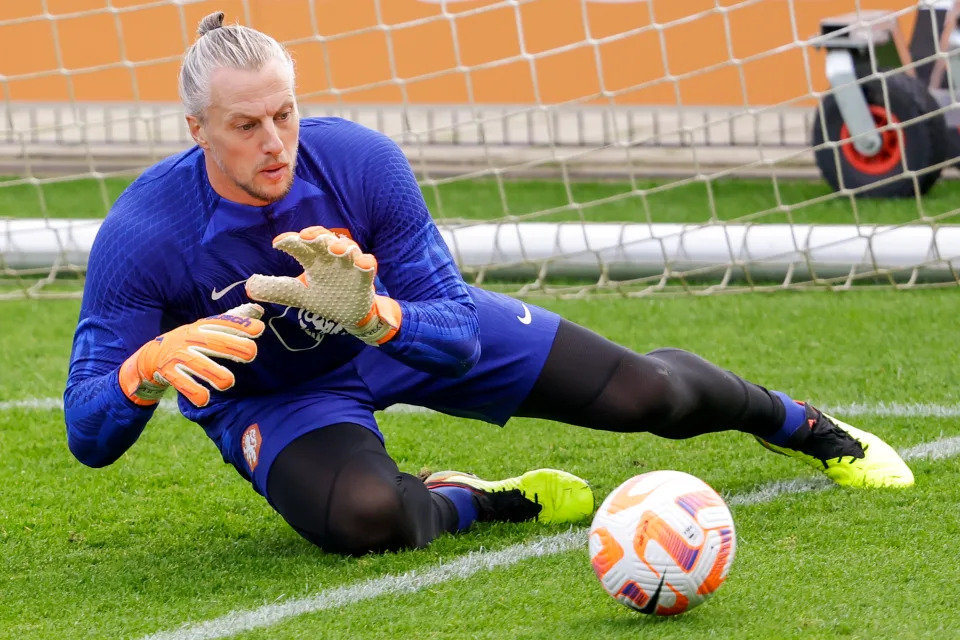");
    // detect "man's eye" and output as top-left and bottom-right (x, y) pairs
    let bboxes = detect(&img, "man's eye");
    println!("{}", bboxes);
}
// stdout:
(276, 111), (290, 121)
(239, 123), (255, 131)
